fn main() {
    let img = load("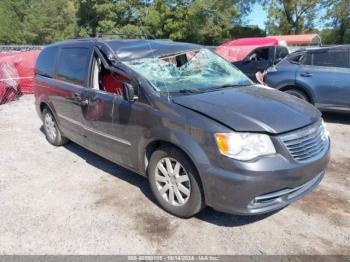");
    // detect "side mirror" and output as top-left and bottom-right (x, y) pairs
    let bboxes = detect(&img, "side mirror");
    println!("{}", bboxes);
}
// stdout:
(123, 82), (138, 102)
